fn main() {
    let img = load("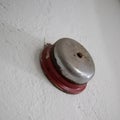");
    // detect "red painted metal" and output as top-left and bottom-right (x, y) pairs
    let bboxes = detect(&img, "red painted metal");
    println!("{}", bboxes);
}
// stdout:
(40, 44), (87, 94)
